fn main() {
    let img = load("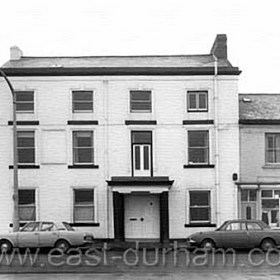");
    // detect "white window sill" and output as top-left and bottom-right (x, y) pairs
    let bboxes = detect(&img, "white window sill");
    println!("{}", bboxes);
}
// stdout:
(263, 164), (280, 169)
(16, 111), (35, 114)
